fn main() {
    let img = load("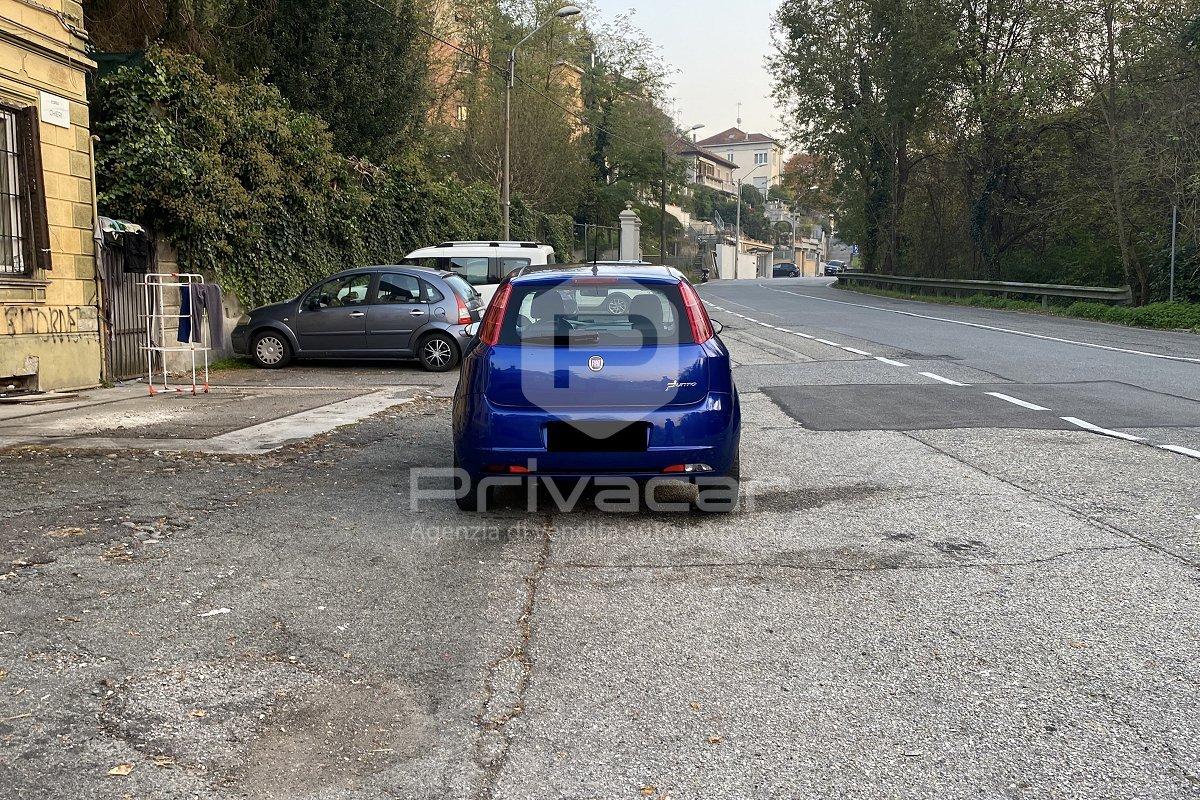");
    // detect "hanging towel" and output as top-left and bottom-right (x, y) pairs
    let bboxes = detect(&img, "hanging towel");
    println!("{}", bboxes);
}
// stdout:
(177, 284), (193, 343)
(190, 283), (224, 346)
